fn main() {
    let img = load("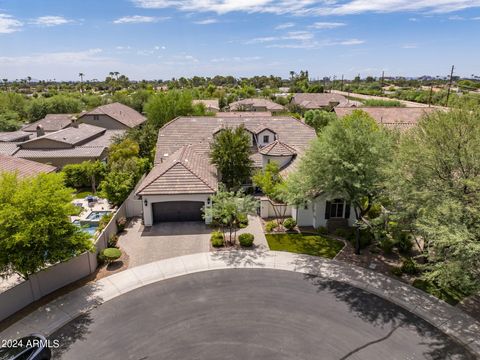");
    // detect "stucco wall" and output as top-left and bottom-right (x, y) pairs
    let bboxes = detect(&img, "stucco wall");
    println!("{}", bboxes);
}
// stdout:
(260, 198), (292, 219)
(262, 154), (293, 169)
(293, 195), (355, 229)
(257, 129), (276, 147)
(142, 193), (212, 226)
(78, 114), (129, 130)
(20, 138), (71, 149)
